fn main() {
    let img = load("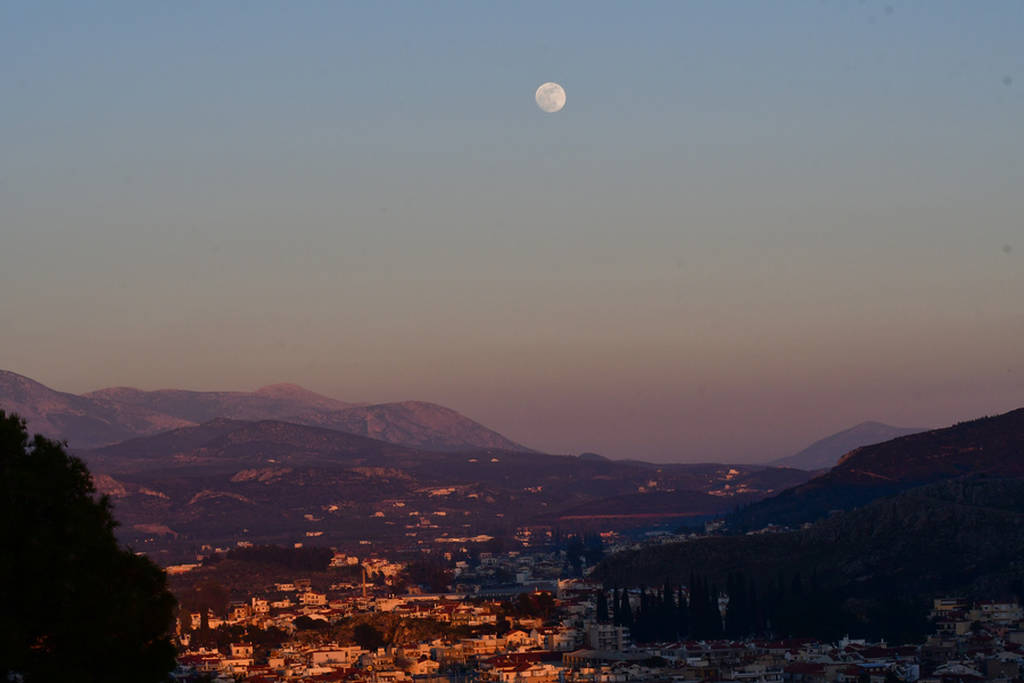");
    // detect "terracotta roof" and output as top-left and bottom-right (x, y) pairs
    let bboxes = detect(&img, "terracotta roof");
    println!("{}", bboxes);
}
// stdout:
(483, 651), (562, 667)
